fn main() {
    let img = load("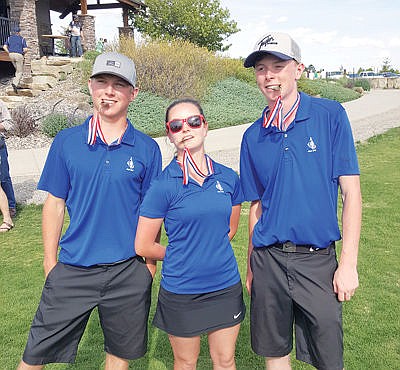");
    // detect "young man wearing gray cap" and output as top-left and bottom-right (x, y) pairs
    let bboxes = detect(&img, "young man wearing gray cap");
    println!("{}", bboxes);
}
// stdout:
(240, 32), (362, 369)
(17, 52), (162, 370)
(3, 26), (28, 93)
